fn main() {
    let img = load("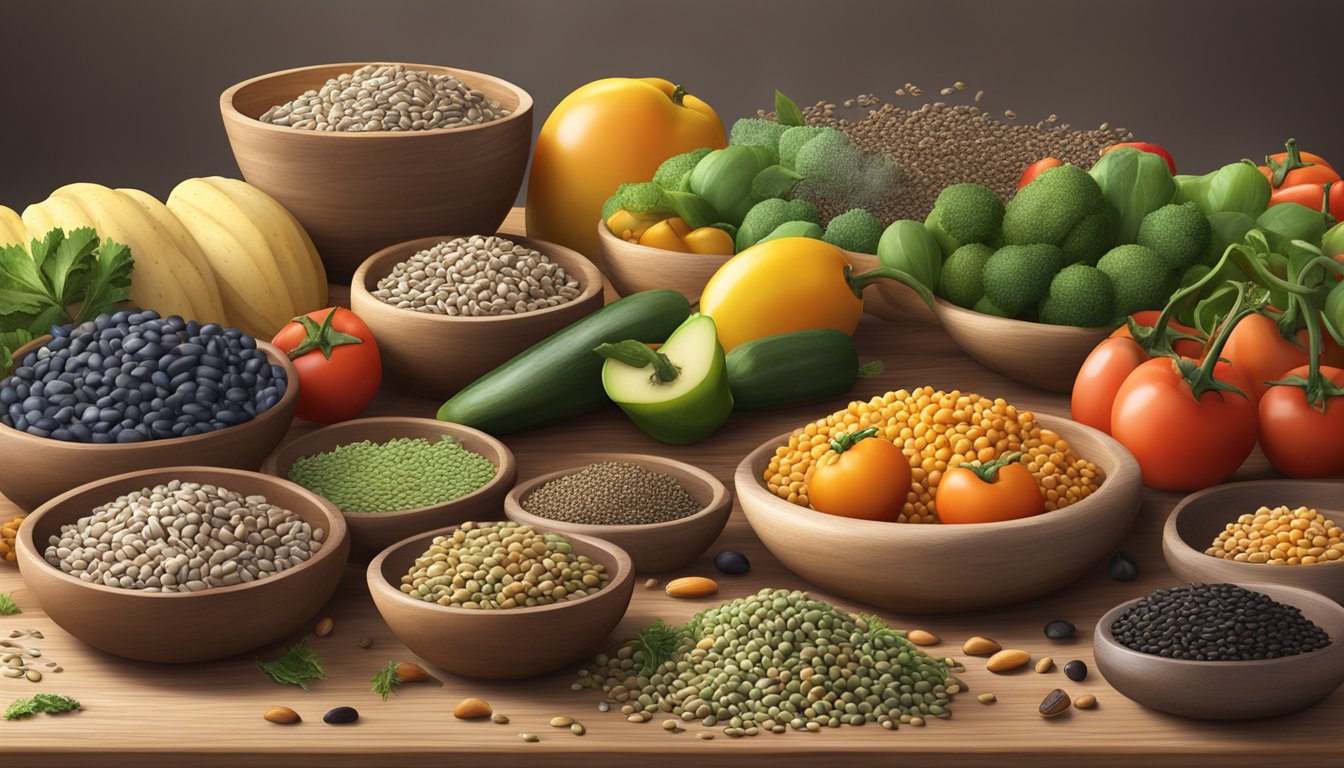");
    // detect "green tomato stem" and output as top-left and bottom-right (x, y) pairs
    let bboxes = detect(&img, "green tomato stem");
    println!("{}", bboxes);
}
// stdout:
(669, 84), (687, 108)
(1181, 283), (1256, 401)
(829, 426), (879, 455)
(960, 452), (1023, 484)
(593, 340), (680, 383)
(286, 310), (363, 361)
(1263, 274), (1344, 412)
(1267, 138), (1317, 188)
(847, 266), (934, 306)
